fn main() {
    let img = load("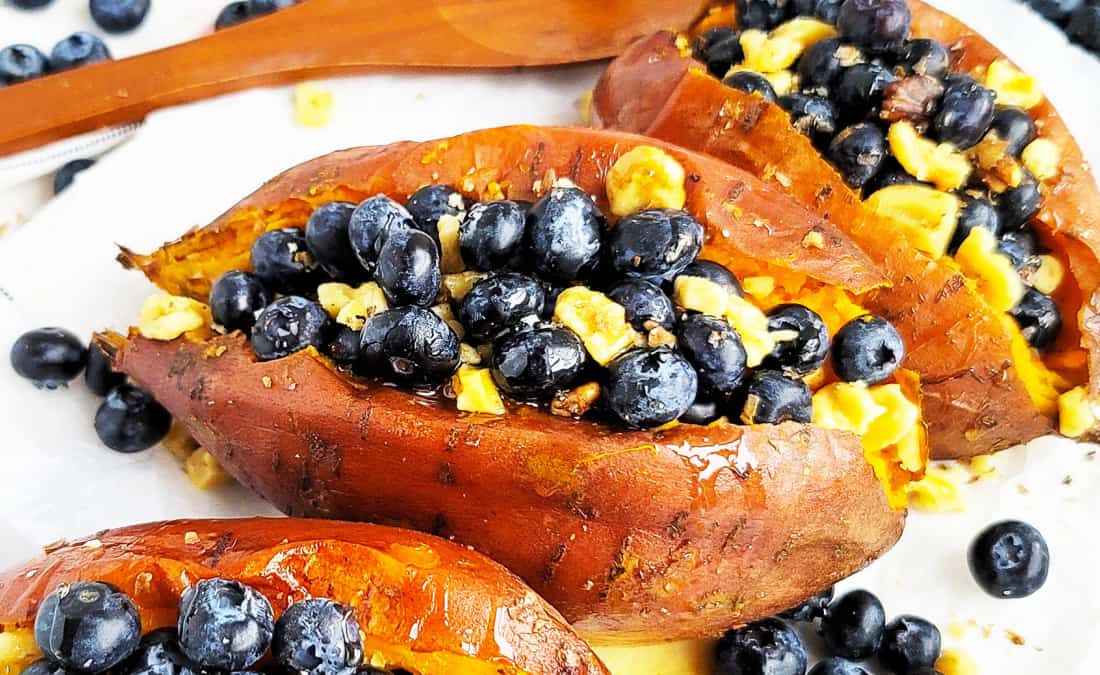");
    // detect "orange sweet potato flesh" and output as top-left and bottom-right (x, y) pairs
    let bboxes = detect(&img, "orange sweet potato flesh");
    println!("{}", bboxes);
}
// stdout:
(112, 126), (904, 642)
(593, 2), (1100, 458)
(0, 518), (608, 675)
